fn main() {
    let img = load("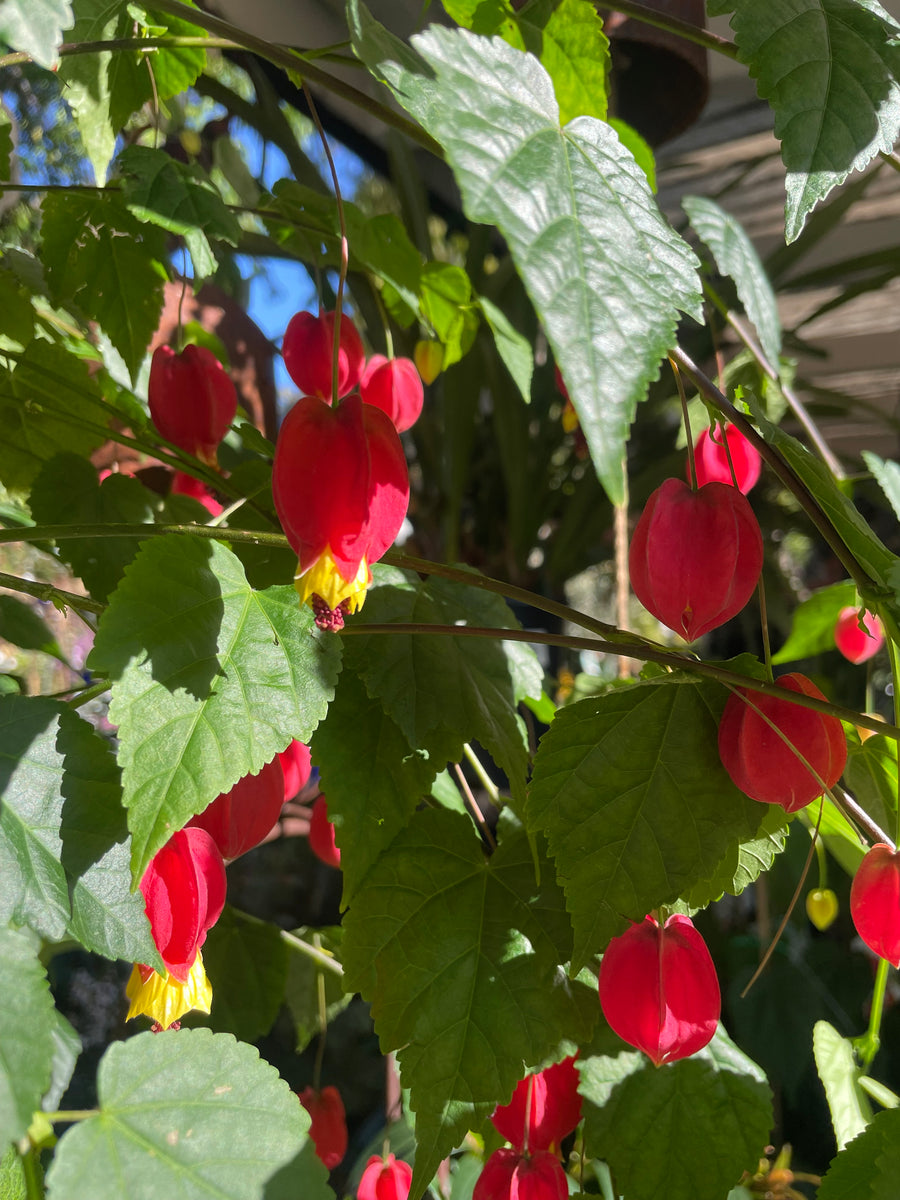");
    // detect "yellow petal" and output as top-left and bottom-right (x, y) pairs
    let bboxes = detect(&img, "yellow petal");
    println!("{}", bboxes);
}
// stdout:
(294, 550), (369, 613)
(126, 952), (212, 1030)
